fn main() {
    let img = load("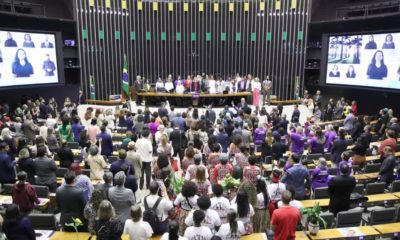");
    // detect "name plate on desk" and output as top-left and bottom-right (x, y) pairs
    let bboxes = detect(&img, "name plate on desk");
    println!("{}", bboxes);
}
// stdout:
(192, 93), (200, 99)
